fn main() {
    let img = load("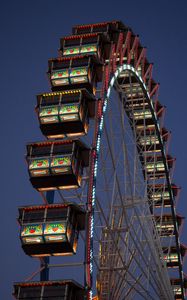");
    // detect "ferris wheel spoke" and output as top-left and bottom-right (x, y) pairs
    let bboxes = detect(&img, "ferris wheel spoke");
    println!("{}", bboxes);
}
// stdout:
(95, 192), (166, 299)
